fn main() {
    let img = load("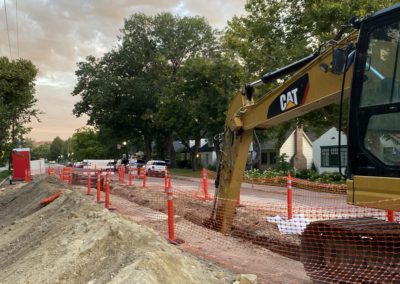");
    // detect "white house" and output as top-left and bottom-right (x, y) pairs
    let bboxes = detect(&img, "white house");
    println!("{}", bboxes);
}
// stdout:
(280, 126), (314, 170)
(312, 127), (347, 174)
(174, 139), (217, 168)
(259, 126), (314, 170)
